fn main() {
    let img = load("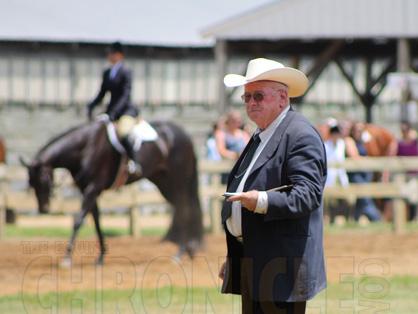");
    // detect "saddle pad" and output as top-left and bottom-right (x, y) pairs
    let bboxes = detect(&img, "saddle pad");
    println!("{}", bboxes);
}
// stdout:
(129, 120), (159, 151)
